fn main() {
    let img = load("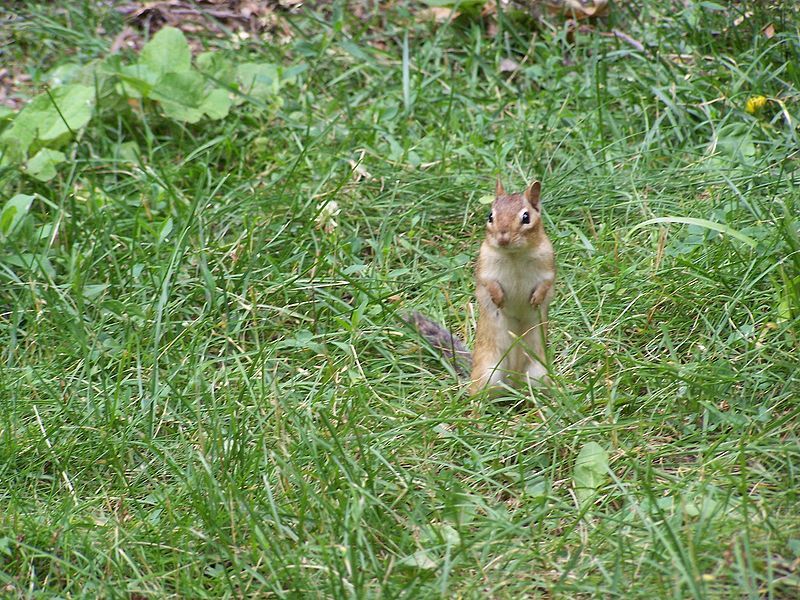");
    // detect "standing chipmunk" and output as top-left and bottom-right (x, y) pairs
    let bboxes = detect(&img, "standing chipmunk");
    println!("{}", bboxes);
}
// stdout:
(405, 178), (555, 394)
(470, 178), (555, 393)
